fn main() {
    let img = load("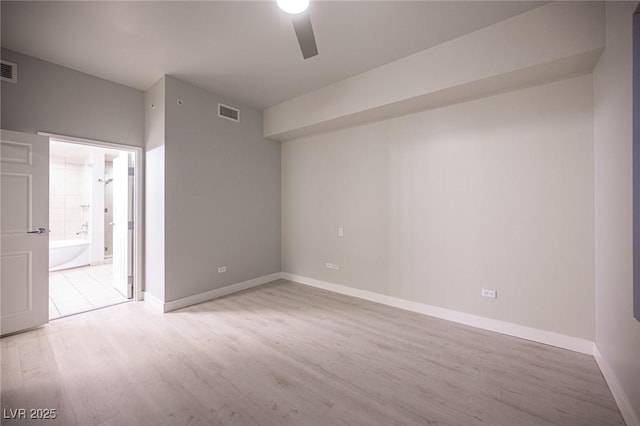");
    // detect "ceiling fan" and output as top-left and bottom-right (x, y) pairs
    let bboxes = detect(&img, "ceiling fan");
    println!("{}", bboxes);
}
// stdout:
(277, 0), (318, 59)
